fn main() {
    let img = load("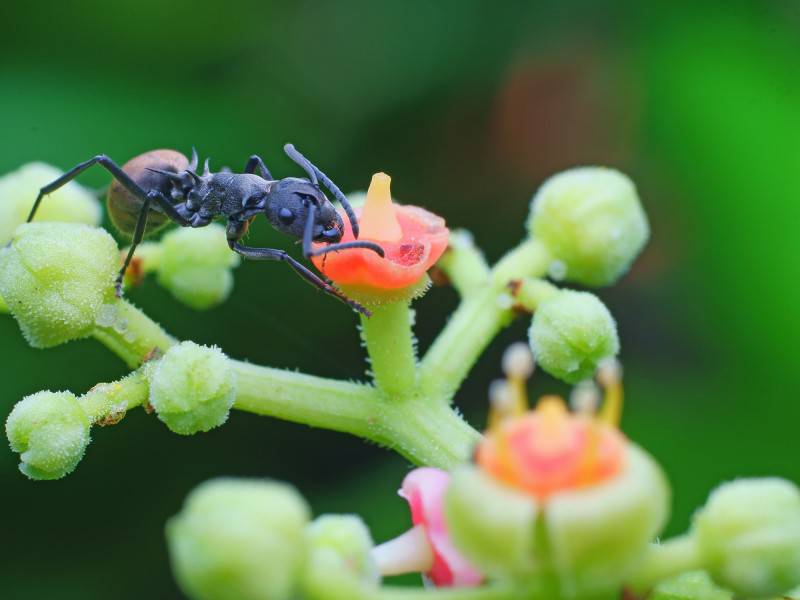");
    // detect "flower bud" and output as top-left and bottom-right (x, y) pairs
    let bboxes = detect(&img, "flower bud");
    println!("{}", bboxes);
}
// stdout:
(692, 478), (800, 597)
(148, 342), (236, 435)
(0, 223), (118, 348)
(446, 465), (540, 580)
(650, 570), (732, 600)
(529, 290), (619, 384)
(5, 390), (91, 480)
(156, 224), (240, 310)
(528, 167), (648, 287)
(167, 478), (310, 600)
(303, 515), (379, 599)
(0, 162), (101, 244)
